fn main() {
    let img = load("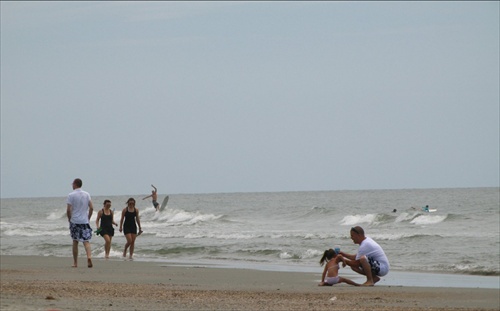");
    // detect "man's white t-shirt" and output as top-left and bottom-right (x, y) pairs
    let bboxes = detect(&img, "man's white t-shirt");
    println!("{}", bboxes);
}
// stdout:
(356, 236), (390, 276)
(67, 188), (91, 224)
